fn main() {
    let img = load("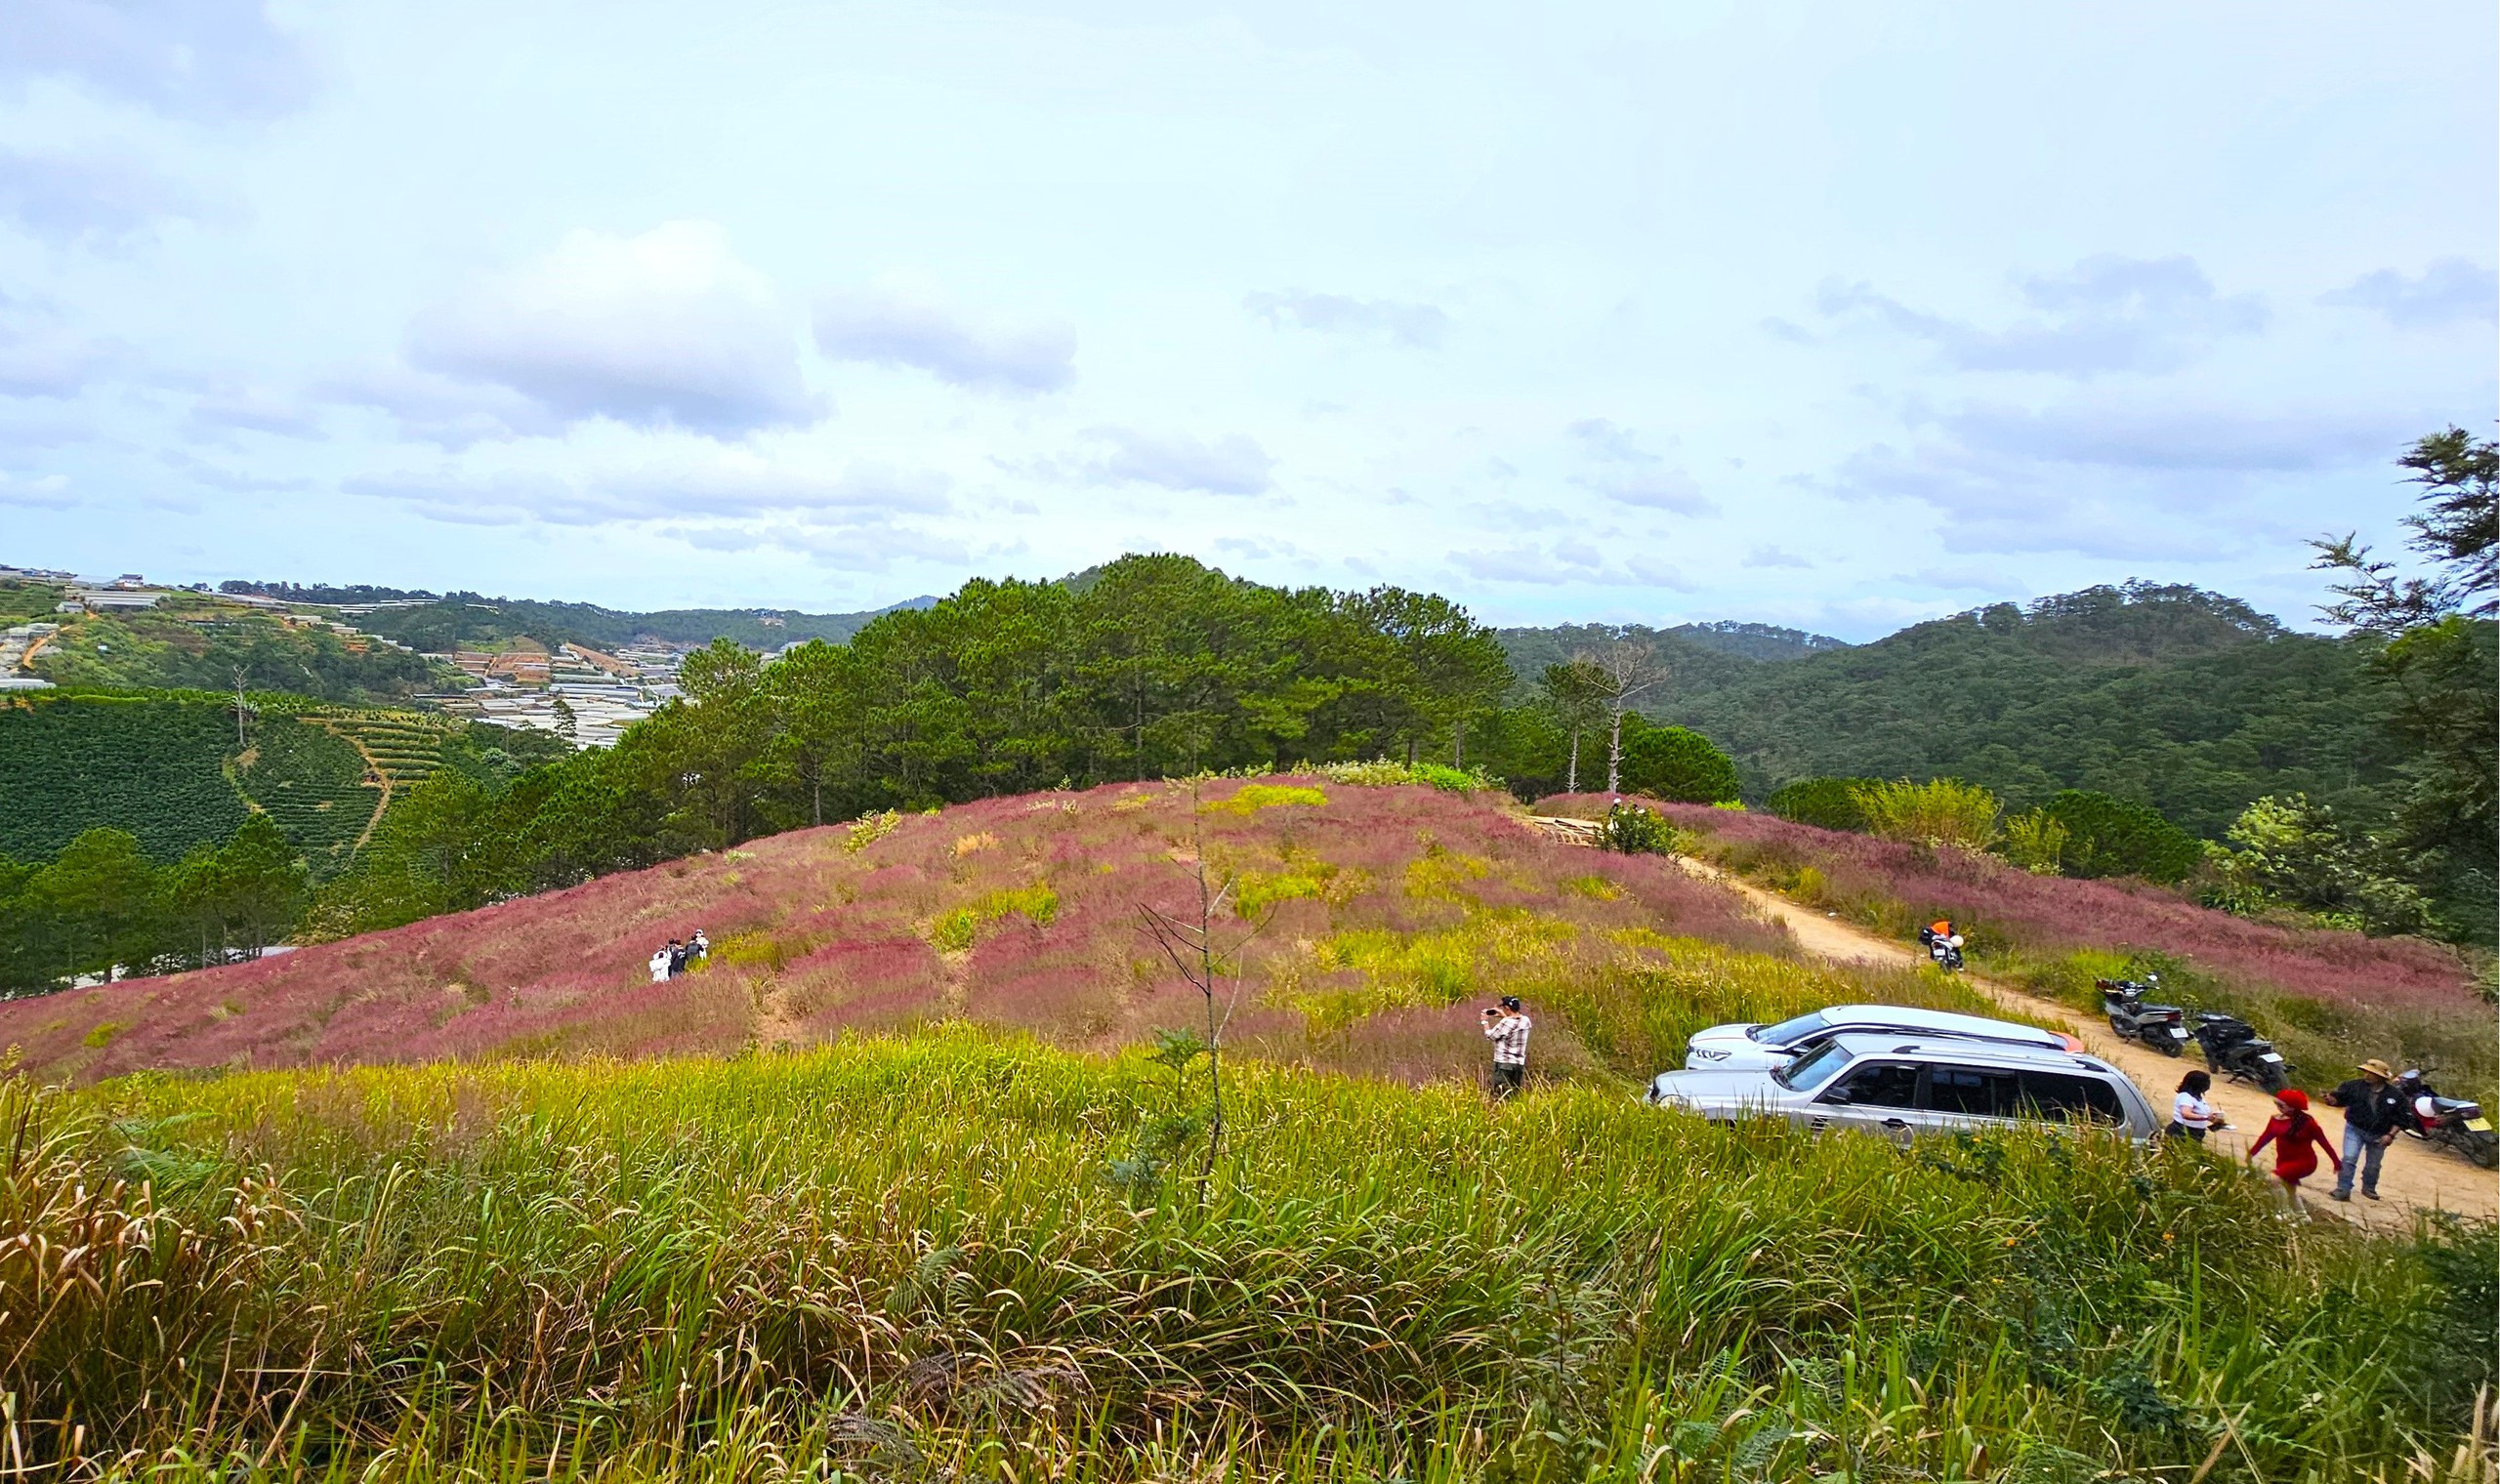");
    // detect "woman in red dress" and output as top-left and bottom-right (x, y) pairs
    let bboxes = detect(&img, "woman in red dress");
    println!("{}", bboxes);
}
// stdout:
(2246, 1088), (2341, 1213)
